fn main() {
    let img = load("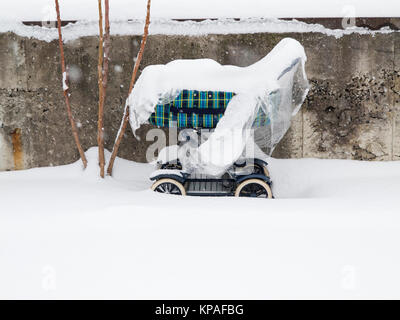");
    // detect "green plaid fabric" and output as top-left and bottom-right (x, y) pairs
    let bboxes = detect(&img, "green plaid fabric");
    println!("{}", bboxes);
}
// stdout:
(149, 90), (269, 129)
